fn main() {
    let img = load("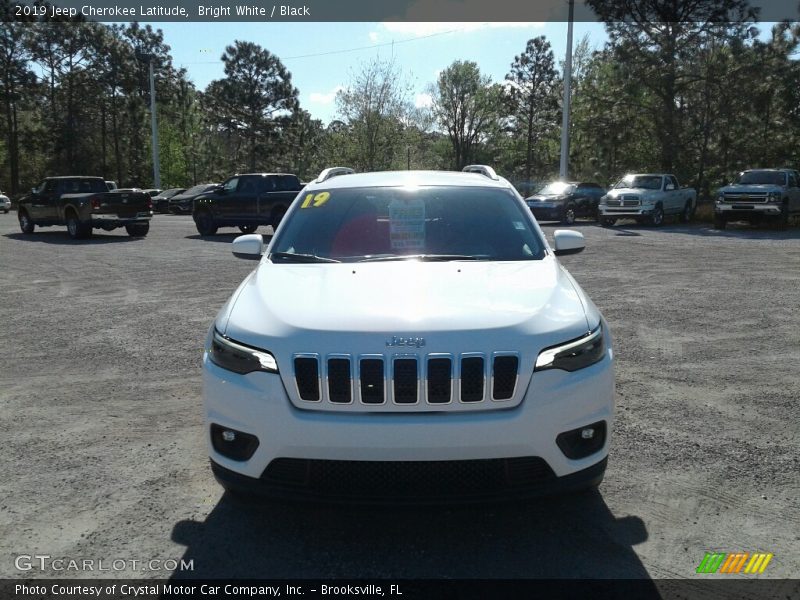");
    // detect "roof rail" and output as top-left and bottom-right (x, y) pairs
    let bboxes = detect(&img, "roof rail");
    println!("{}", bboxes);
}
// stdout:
(315, 167), (355, 184)
(462, 165), (499, 181)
